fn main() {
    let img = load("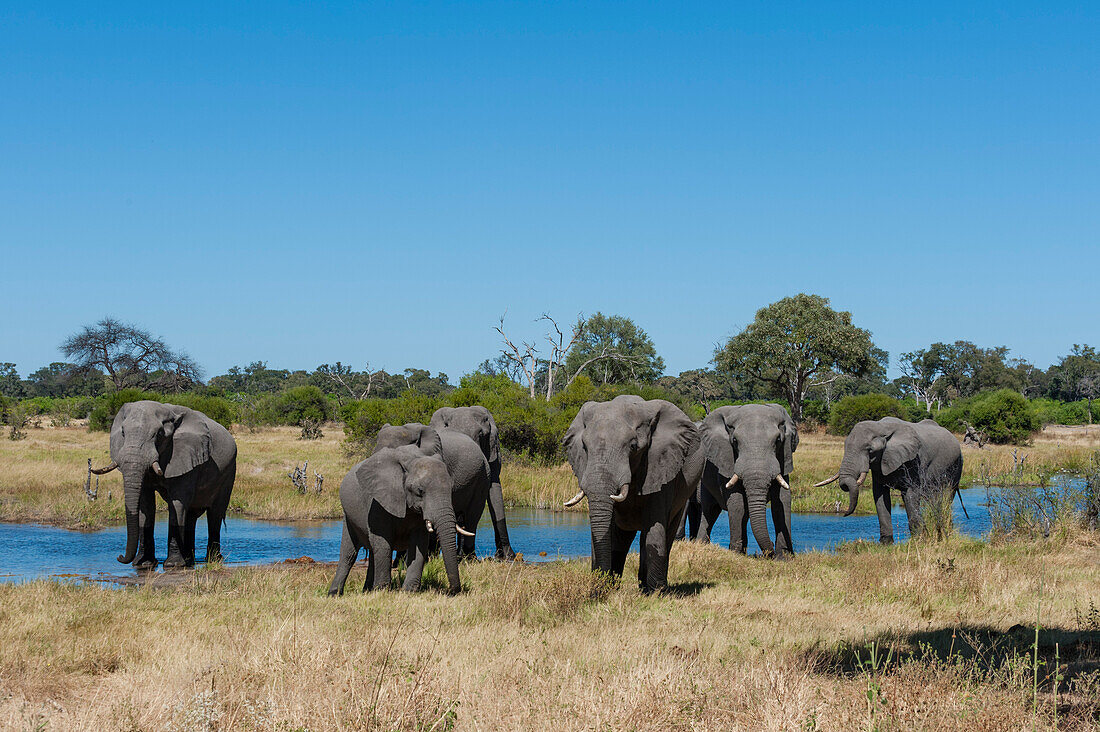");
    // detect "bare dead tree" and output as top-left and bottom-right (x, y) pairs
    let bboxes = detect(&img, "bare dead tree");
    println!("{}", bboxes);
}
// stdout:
(84, 458), (99, 501)
(61, 317), (201, 391)
(961, 421), (987, 449)
(288, 461), (324, 494)
(316, 362), (385, 405)
(495, 314), (541, 399)
(540, 313), (585, 400)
